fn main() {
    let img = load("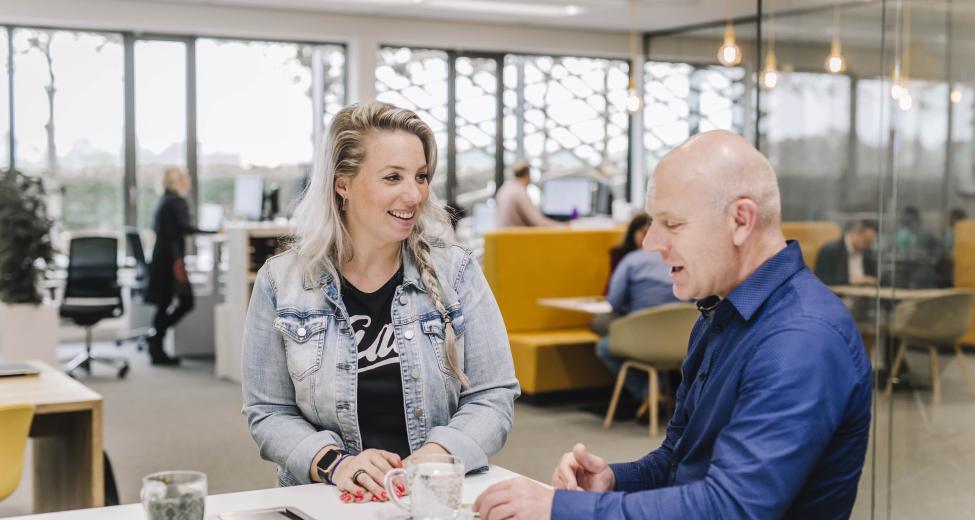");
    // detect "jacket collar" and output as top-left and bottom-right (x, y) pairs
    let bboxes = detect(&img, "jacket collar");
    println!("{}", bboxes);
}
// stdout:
(301, 244), (429, 294)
